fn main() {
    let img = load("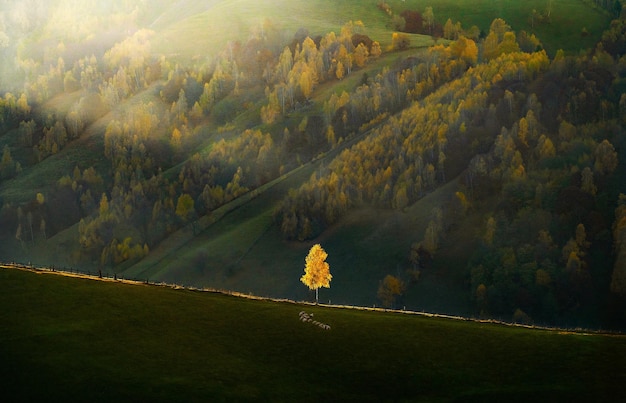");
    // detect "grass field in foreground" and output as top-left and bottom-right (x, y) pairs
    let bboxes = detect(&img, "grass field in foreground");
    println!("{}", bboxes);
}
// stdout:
(1, 268), (625, 402)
